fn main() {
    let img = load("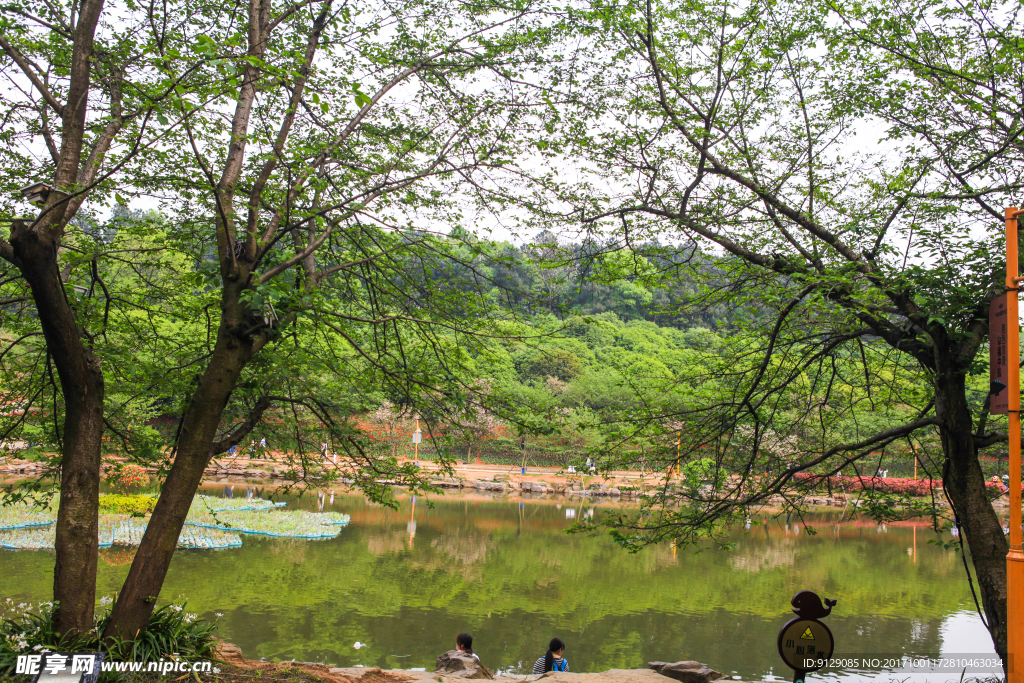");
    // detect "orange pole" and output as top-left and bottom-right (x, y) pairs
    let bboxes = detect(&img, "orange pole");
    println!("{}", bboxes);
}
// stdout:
(676, 435), (681, 479)
(1007, 207), (1023, 683)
